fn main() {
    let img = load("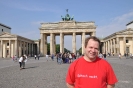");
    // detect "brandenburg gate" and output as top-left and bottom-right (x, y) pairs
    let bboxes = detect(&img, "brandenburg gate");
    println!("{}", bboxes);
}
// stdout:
(39, 12), (96, 56)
